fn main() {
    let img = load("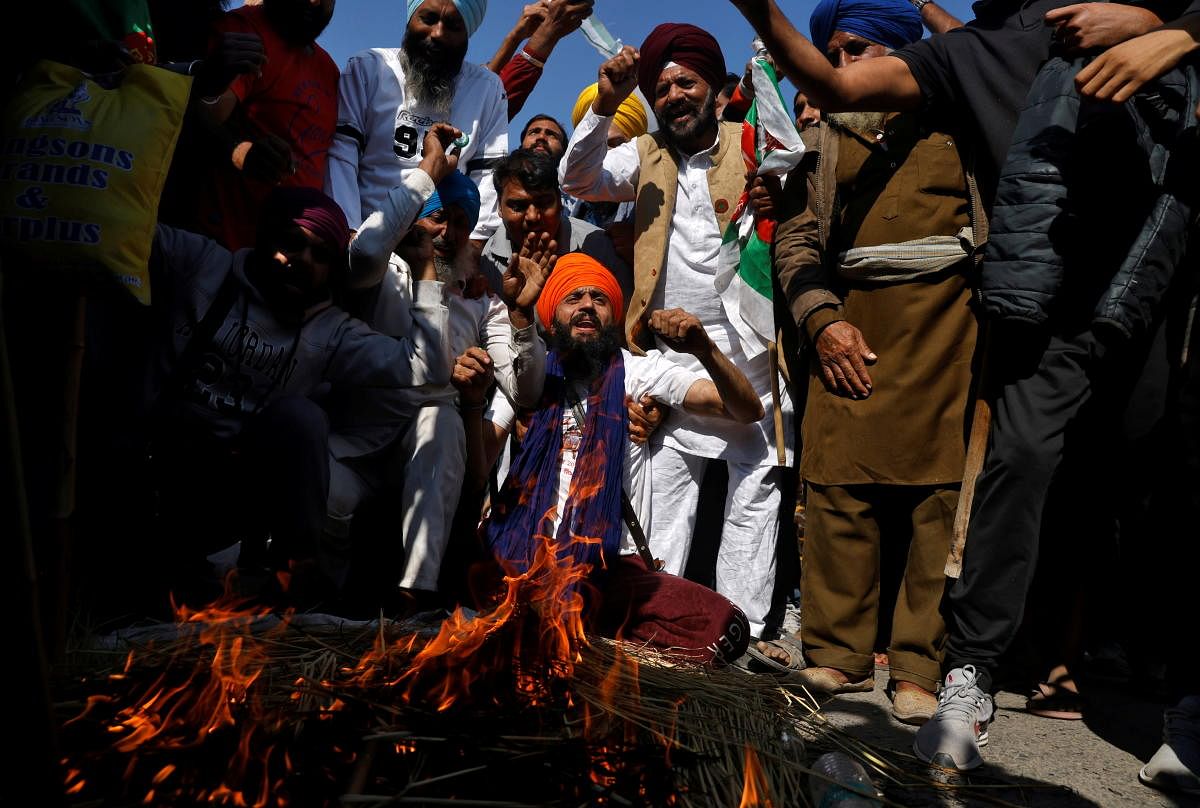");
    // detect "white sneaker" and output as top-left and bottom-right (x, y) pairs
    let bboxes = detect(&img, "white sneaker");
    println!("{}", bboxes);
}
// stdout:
(912, 665), (993, 771)
(1140, 695), (1200, 796)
